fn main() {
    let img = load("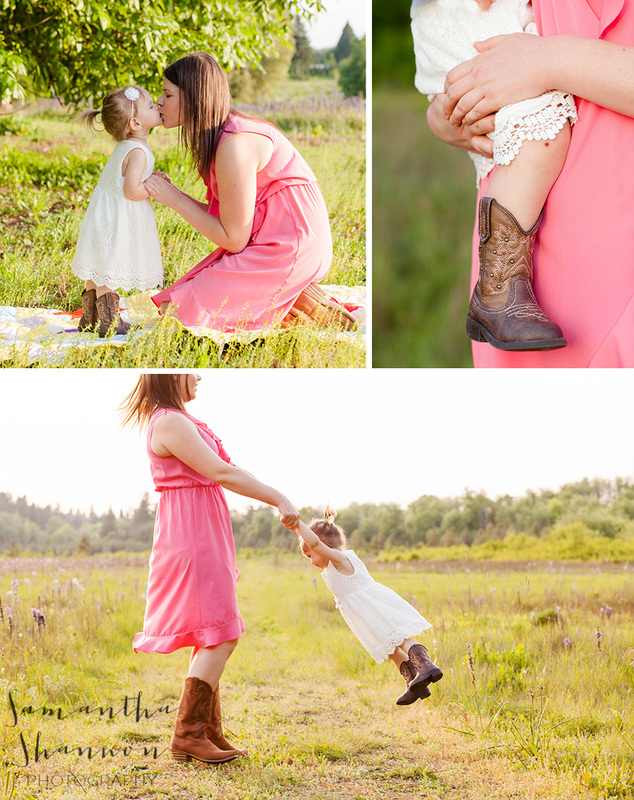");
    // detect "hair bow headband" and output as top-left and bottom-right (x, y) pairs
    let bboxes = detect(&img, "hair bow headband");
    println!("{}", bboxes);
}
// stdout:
(124, 87), (140, 102)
